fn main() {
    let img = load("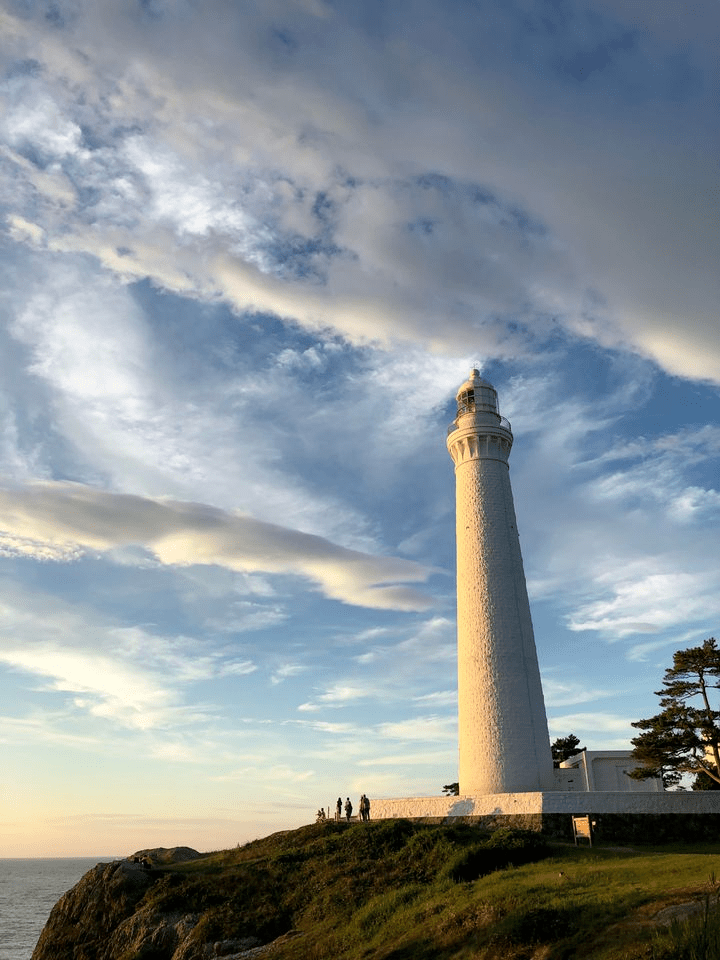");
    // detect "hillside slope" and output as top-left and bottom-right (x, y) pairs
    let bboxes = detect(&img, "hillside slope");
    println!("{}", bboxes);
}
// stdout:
(32, 820), (720, 960)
